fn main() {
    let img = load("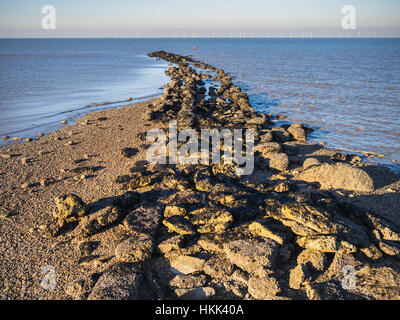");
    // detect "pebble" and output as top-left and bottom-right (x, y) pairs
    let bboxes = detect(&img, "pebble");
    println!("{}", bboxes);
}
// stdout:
(3, 136), (9, 140)
(1, 154), (12, 159)
(25, 138), (33, 142)
(21, 183), (30, 189)
(65, 141), (74, 146)
(61, 120), (68, 125)
(11, 137), (22, 141)
(39, 132), (44, 137)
